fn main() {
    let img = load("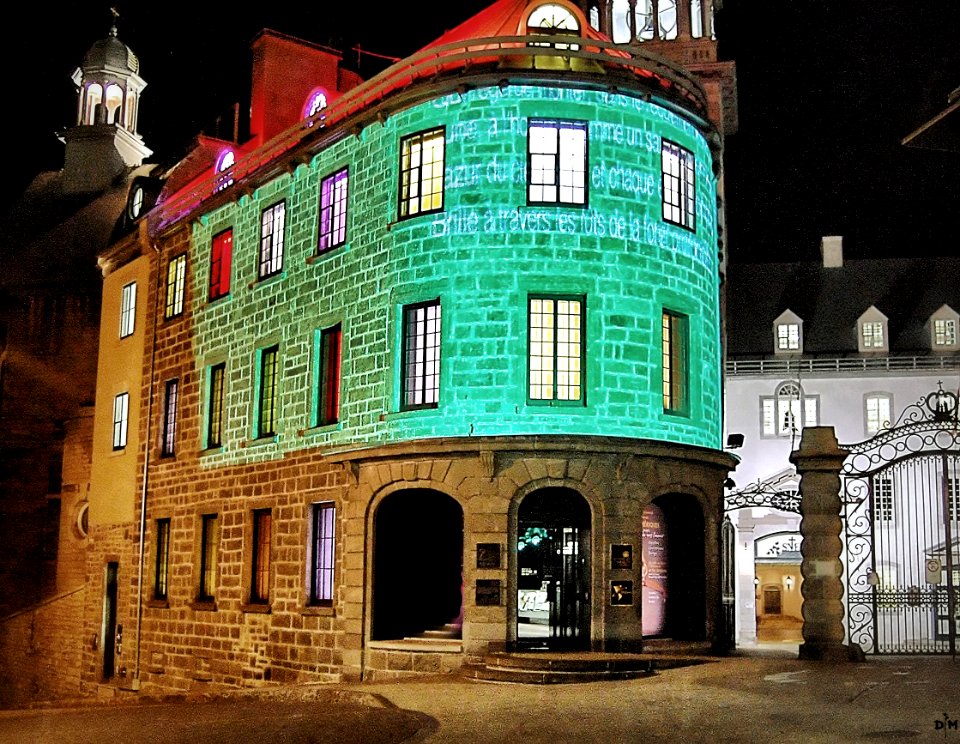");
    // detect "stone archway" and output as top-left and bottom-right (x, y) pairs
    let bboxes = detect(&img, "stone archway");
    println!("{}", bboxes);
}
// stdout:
(371, 488), (464, 641)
